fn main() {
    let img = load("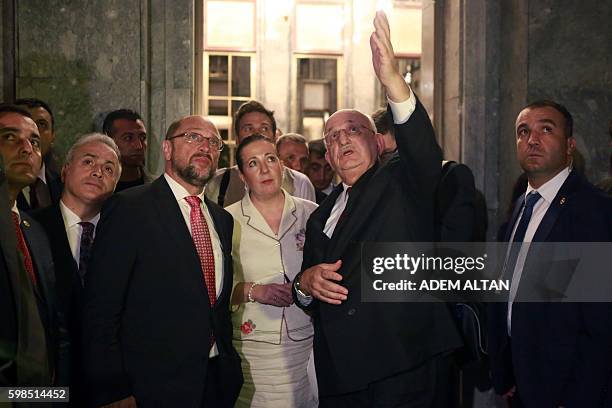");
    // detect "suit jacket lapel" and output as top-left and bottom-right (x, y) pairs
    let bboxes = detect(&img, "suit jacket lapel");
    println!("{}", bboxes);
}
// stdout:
(204, 196), (233, 308)
(532, 170), (579, 242)
(151, 177), (208, 299)
(504, 195), (526, 242)
(328, 163), (388, 261)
